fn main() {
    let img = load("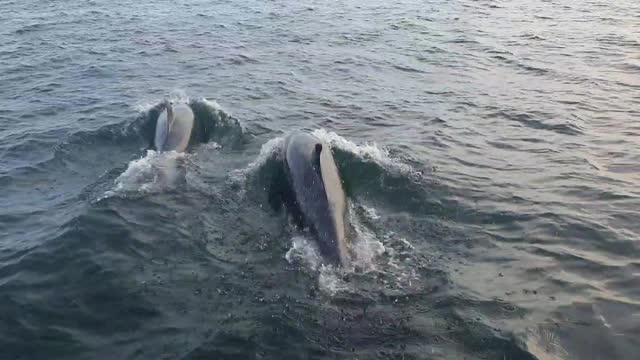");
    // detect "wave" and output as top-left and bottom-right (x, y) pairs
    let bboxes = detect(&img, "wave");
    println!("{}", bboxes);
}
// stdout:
(489, 110), (584, 136)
